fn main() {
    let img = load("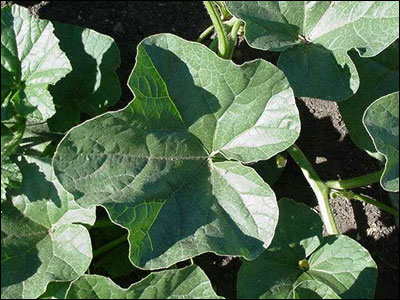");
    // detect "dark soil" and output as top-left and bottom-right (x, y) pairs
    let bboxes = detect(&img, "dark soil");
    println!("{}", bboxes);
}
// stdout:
(5, 1), (399, 299)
